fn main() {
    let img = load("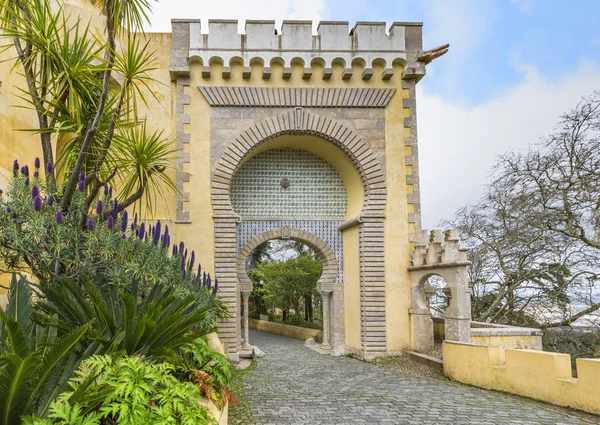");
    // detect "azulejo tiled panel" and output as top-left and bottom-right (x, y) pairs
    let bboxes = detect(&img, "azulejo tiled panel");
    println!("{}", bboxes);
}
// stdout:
(230, 148), (347, 219)
(238, 220), (344, 283)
